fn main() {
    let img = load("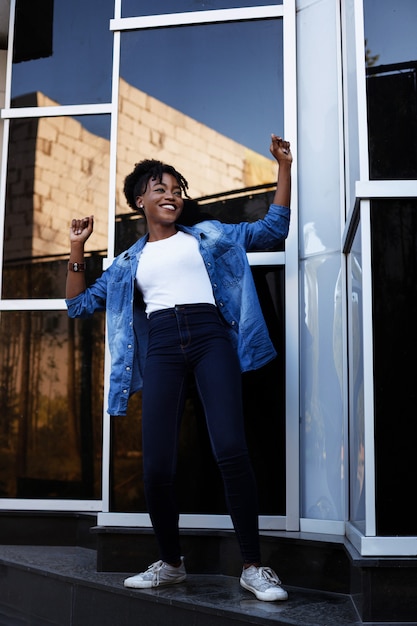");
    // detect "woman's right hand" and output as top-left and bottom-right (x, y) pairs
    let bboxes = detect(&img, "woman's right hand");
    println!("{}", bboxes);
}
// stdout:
(70, 215), (94, 244)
